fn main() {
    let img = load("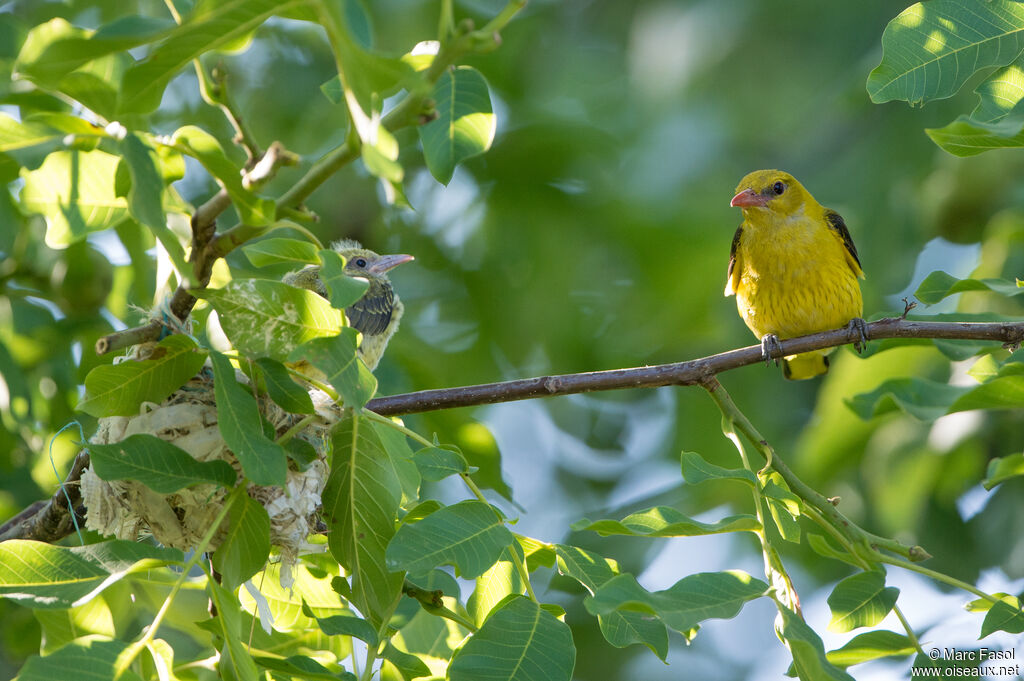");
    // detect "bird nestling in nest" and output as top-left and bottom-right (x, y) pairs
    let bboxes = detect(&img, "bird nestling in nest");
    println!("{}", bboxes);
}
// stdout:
(283, 239), (413, 370)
